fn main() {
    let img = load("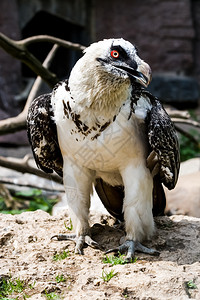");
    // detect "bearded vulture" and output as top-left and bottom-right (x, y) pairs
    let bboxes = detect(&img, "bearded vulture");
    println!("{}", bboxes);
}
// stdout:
(27, 38), (180, 261)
